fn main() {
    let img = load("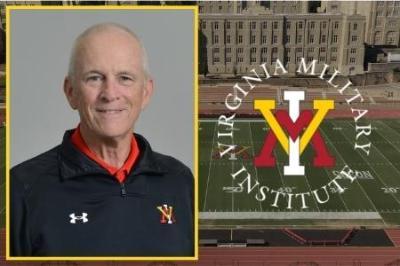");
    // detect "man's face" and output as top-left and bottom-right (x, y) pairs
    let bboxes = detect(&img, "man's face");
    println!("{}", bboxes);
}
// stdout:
(64, 28), (153, 140)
